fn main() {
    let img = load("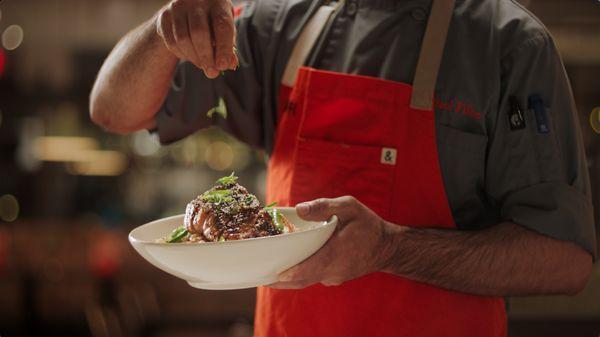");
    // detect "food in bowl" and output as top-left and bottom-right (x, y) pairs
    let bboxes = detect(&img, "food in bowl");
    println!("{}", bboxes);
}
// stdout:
(161, 173), (295, 243)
